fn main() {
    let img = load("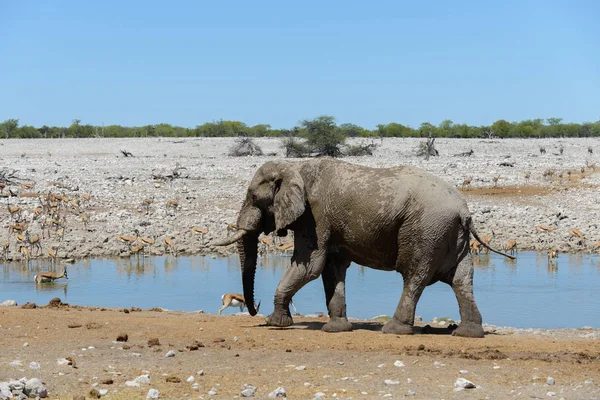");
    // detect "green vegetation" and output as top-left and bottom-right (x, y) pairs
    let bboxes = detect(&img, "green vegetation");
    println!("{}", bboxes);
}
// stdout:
(2, 116), (600, 139)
